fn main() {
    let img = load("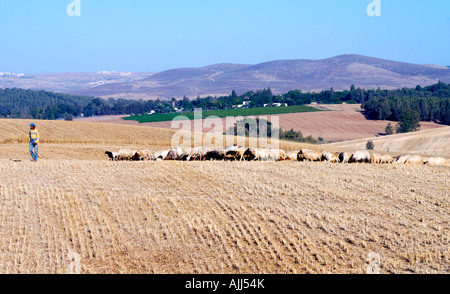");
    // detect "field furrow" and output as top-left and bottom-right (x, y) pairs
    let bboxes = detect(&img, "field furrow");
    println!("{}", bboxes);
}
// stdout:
(0, 159), (448, 273)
